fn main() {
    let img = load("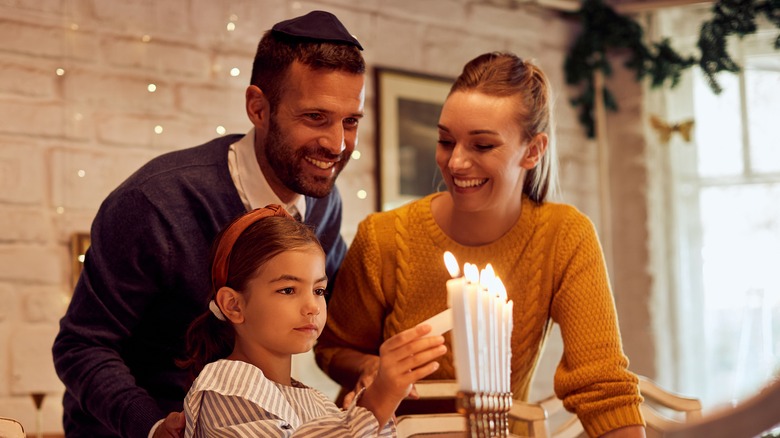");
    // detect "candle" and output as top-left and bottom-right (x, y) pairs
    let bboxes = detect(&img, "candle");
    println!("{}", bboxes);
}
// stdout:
(443, 251), (460, 308)
(494, 276), (508, 392)
(504, 298), (513, 393)
(443, 251), (477, 391)
(418, 308), (453, 336)
(465, 263), (487, 391)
